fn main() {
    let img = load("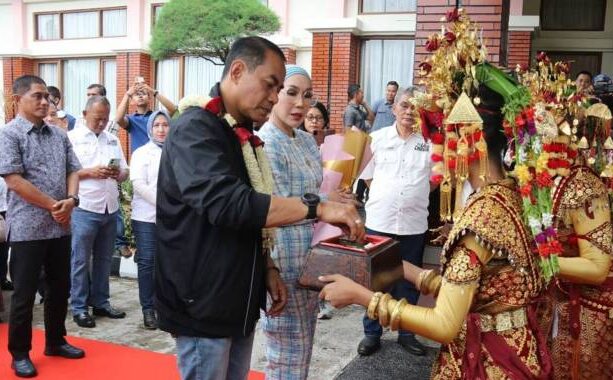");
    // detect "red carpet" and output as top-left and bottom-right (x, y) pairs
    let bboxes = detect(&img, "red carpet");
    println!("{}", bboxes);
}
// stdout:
(0, 324), (265, 379)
